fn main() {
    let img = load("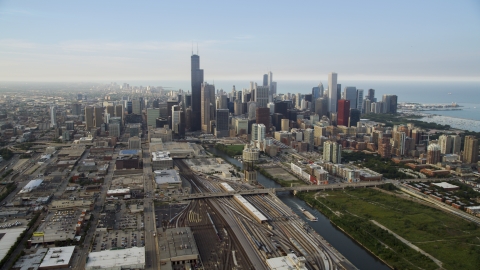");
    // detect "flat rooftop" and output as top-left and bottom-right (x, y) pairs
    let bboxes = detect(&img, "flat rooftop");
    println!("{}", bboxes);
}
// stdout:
(39, 246), (75, 269)
(159, 227), (199, 263)
(432, 182), (459, 189)
(154, 170), (181, 185)
(266, 254), (308, 270)
(0, 227), (28, 262)
(152, 151), (172, 161)
(119, 149), (141, 156)
(13, 248), (48, 270)
(85, 247), (145, 269)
